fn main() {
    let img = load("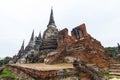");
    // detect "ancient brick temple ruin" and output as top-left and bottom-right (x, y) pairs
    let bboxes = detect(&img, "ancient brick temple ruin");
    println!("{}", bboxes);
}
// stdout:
(10, 8), (111, 68)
